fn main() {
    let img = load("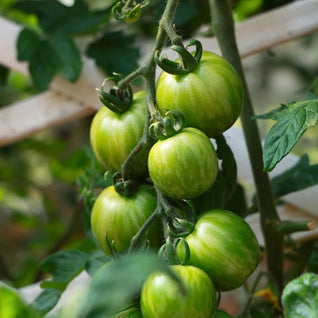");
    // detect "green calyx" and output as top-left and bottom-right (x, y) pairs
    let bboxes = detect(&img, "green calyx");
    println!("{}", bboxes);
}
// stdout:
(112, 171), (139, 197)
(149, 110), (186, 140)
(155, 39), (203, 75)
(97, 73), (133, 113)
